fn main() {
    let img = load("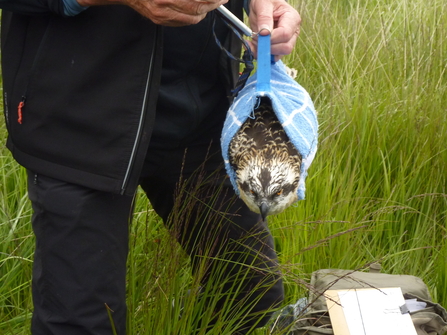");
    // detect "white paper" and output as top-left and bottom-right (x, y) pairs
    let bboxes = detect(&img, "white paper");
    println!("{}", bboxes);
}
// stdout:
(338, 288), (418, 335)
(405, 298), (427, 312)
